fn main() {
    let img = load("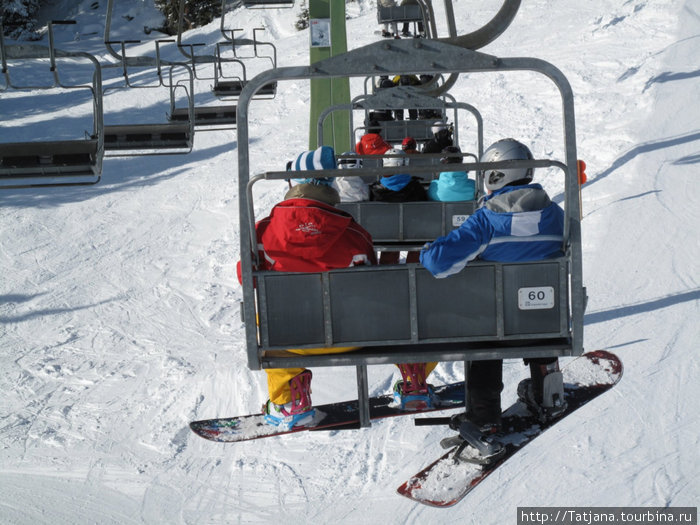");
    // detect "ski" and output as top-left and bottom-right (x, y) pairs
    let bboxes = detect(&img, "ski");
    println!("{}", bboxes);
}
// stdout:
(397, 351), (623, 507)
(189, 381), (466, 443)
